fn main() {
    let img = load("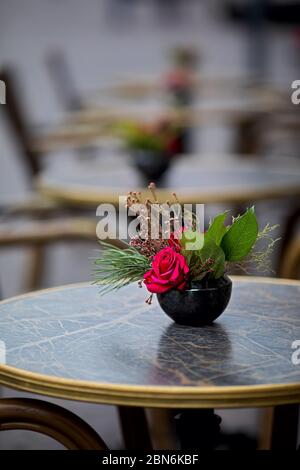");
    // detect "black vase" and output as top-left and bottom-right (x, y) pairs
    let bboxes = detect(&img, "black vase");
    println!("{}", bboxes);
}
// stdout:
(157, 275), (232, 327)
(131, 149), (170, 184)
(178, 127), (193, 154)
